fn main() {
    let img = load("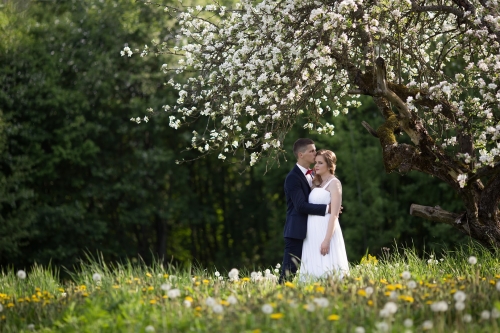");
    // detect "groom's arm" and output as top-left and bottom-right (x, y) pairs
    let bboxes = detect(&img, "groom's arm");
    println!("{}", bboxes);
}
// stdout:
(285, 174), (326, 216)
